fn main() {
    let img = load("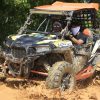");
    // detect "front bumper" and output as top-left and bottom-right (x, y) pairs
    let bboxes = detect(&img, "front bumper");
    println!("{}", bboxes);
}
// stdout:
(4, 53), (23, 63)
